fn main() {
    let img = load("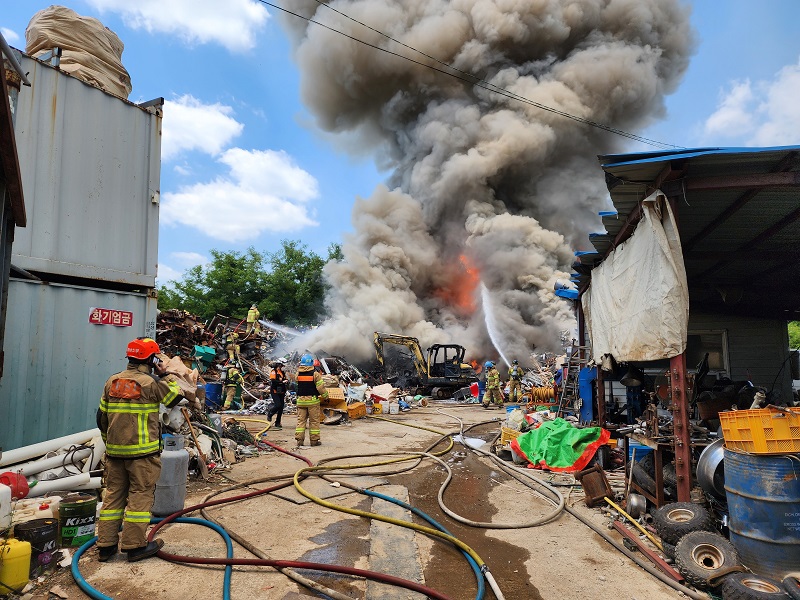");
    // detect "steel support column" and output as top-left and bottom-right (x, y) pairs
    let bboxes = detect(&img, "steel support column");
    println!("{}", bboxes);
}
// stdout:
(669, 352), (692, 502)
